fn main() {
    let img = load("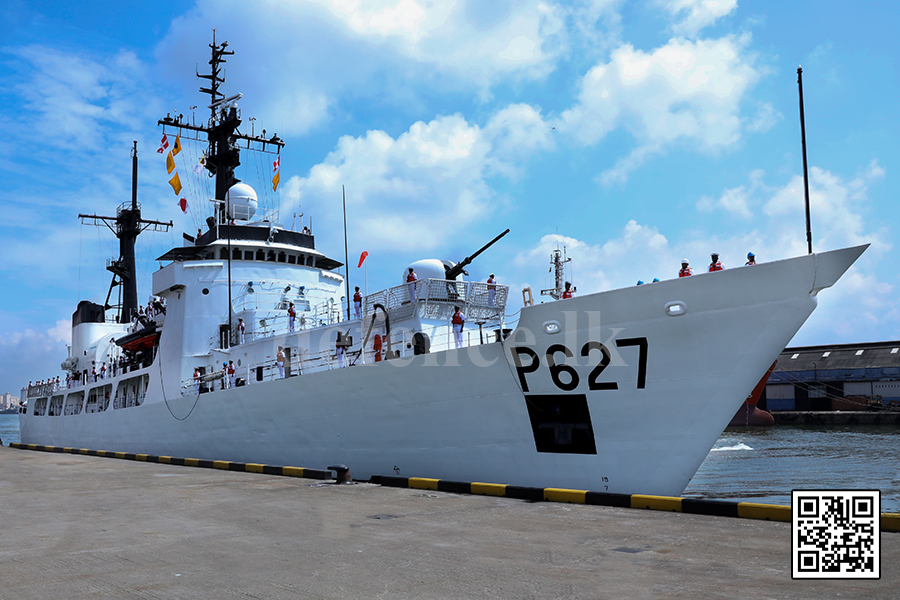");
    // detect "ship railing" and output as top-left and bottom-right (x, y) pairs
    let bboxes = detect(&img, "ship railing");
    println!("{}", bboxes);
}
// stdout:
(180, 318), (508, 397)
(226, 290), (345, 346)
(363, 279), (508, 323)
(24, 382), (62, 399)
